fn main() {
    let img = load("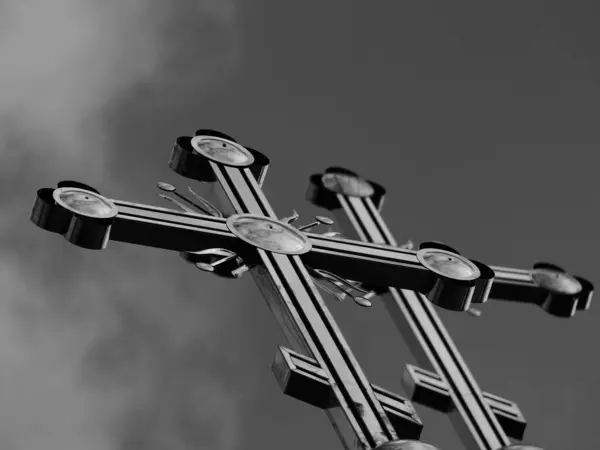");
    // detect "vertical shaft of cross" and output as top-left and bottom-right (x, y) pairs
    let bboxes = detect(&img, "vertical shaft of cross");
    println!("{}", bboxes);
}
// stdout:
(209, 163), (399, 449)
(333, 193), (511, 450)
